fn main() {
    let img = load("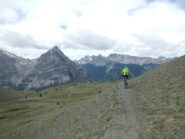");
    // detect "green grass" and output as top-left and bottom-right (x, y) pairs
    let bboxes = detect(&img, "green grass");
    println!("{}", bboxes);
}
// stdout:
(131, 55), (185, 139)
(0, 81), (116, 137)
